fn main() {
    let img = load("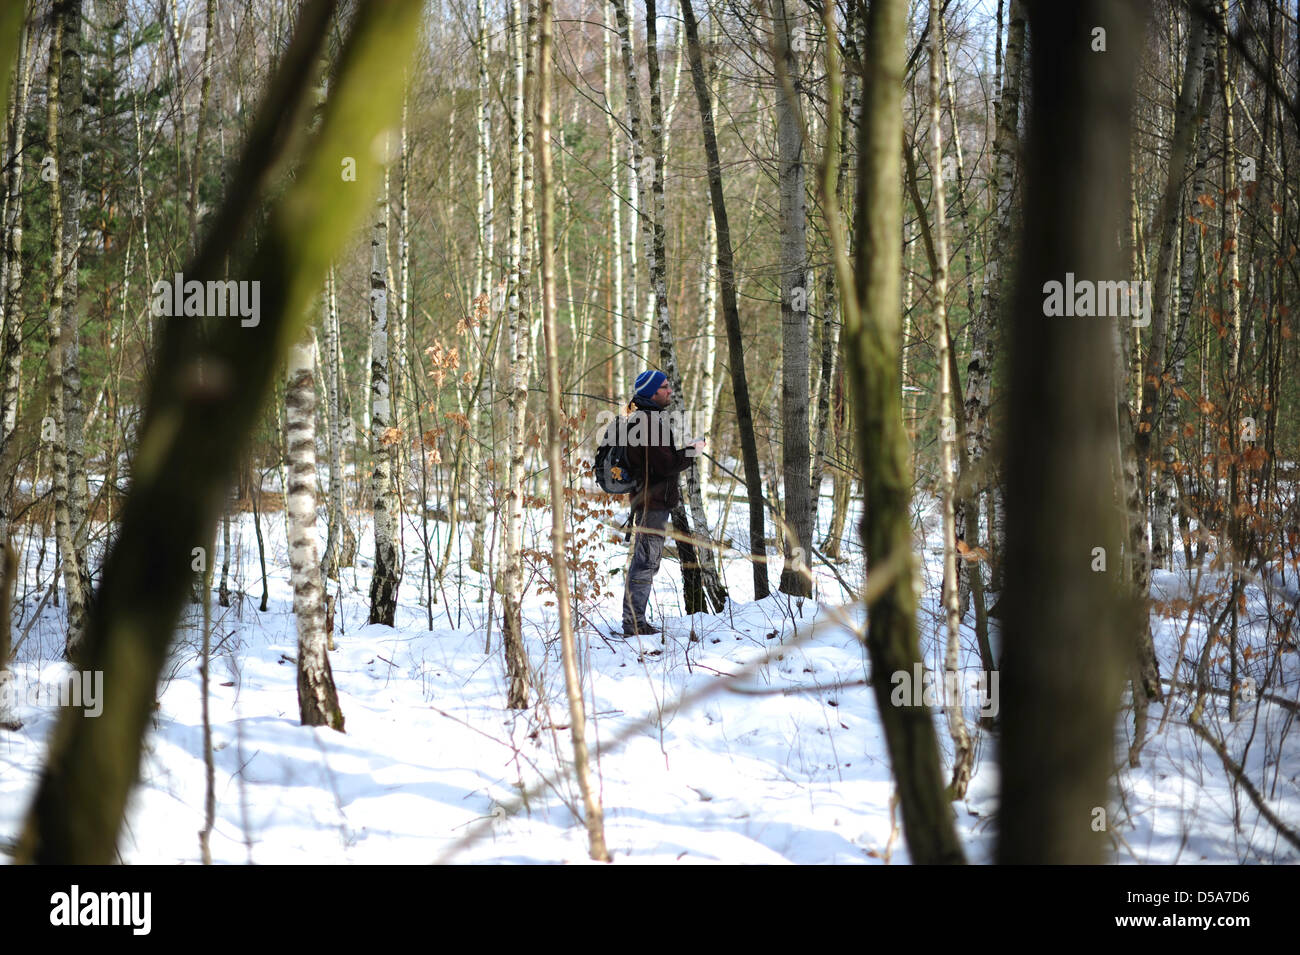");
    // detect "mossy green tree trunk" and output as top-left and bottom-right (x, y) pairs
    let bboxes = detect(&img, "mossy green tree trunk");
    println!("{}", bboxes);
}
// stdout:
(844, 0), (964, 865)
